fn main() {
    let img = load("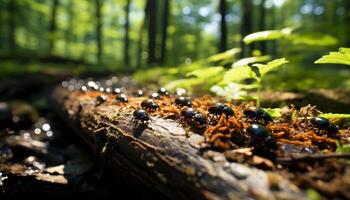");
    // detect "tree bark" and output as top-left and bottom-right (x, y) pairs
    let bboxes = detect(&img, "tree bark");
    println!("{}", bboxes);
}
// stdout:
(7, 0), (16, 51)
(48, 0), (59, 54)
(95, 0), (103, 64)
(147, 0), (158, 64)
(160, 0), (169, 64)
(124, 0), (131, 66)
(240, 0), (253, 58)
(219, 0), (227, 53)
(51, 85), (307, 200)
